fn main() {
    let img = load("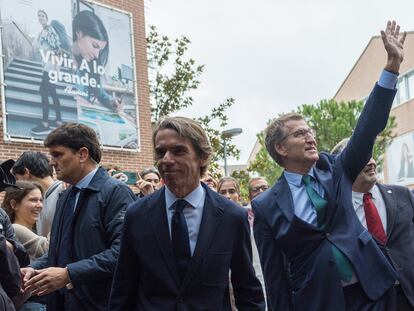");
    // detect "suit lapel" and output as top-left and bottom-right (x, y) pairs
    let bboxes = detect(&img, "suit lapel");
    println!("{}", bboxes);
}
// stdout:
(182, 186), (224, 288)
(146, 187), (181, 287)
(377, 184), (397, 237)
(273, 176), (295, 222)
(313, 168), (334, 205)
